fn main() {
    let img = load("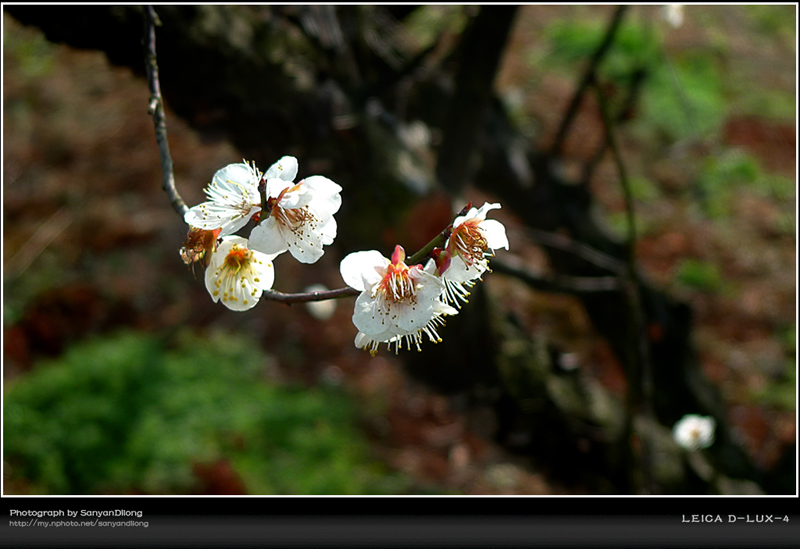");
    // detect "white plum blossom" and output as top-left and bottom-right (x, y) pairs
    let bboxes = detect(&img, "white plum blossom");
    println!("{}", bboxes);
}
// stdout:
(673, 414), (716, 451)
(438, 202), (509, 307)
(184, 161), (262, 237)
(353, 299), (455, 355)
(205, 235), (277, 311)
(340, 245), (456, 355)
(249, 156), (342, 264)
(663, 4), (684, 29)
